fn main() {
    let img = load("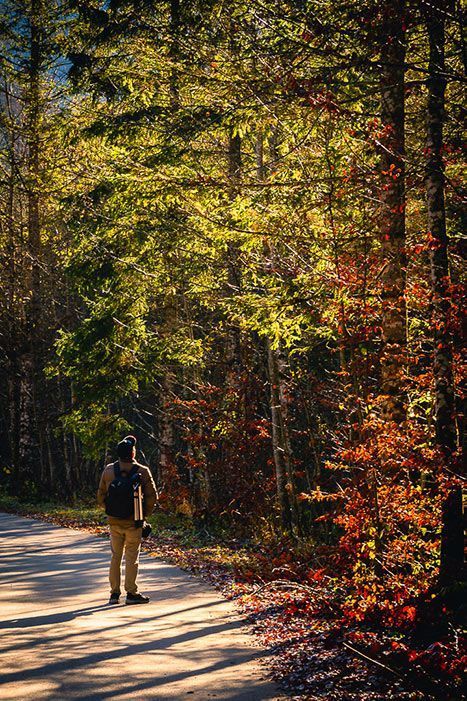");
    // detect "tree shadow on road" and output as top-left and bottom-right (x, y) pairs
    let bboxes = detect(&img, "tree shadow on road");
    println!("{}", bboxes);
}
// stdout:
(0, 514), (280, 700)
(0, 604), (111, 629)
